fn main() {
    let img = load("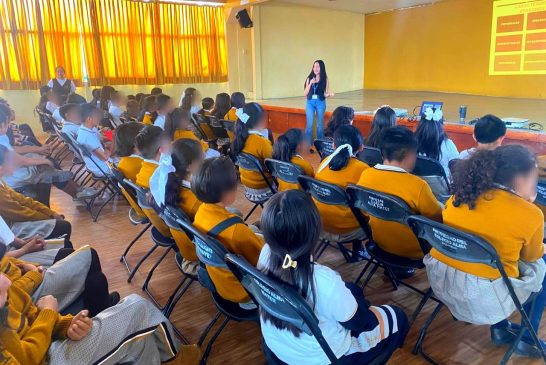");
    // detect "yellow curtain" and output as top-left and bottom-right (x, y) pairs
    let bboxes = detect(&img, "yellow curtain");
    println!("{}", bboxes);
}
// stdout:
(0, 0), (228, 89)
